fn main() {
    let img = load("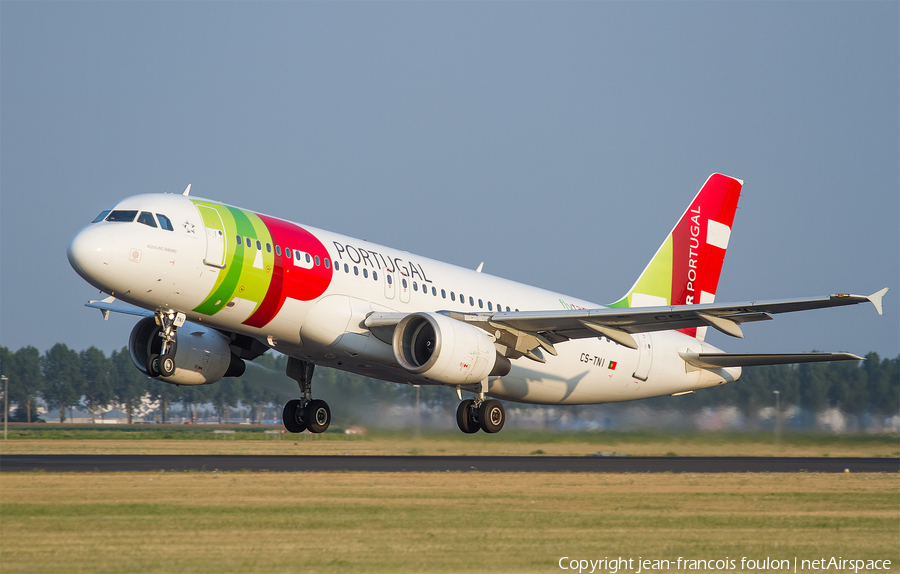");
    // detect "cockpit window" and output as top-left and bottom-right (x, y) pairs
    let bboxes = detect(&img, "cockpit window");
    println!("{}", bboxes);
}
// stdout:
(92, 210), (111, 223)
(106, 210), (138, 222)
(137, 212), (157, 228)
(156, 214), (174, 231)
